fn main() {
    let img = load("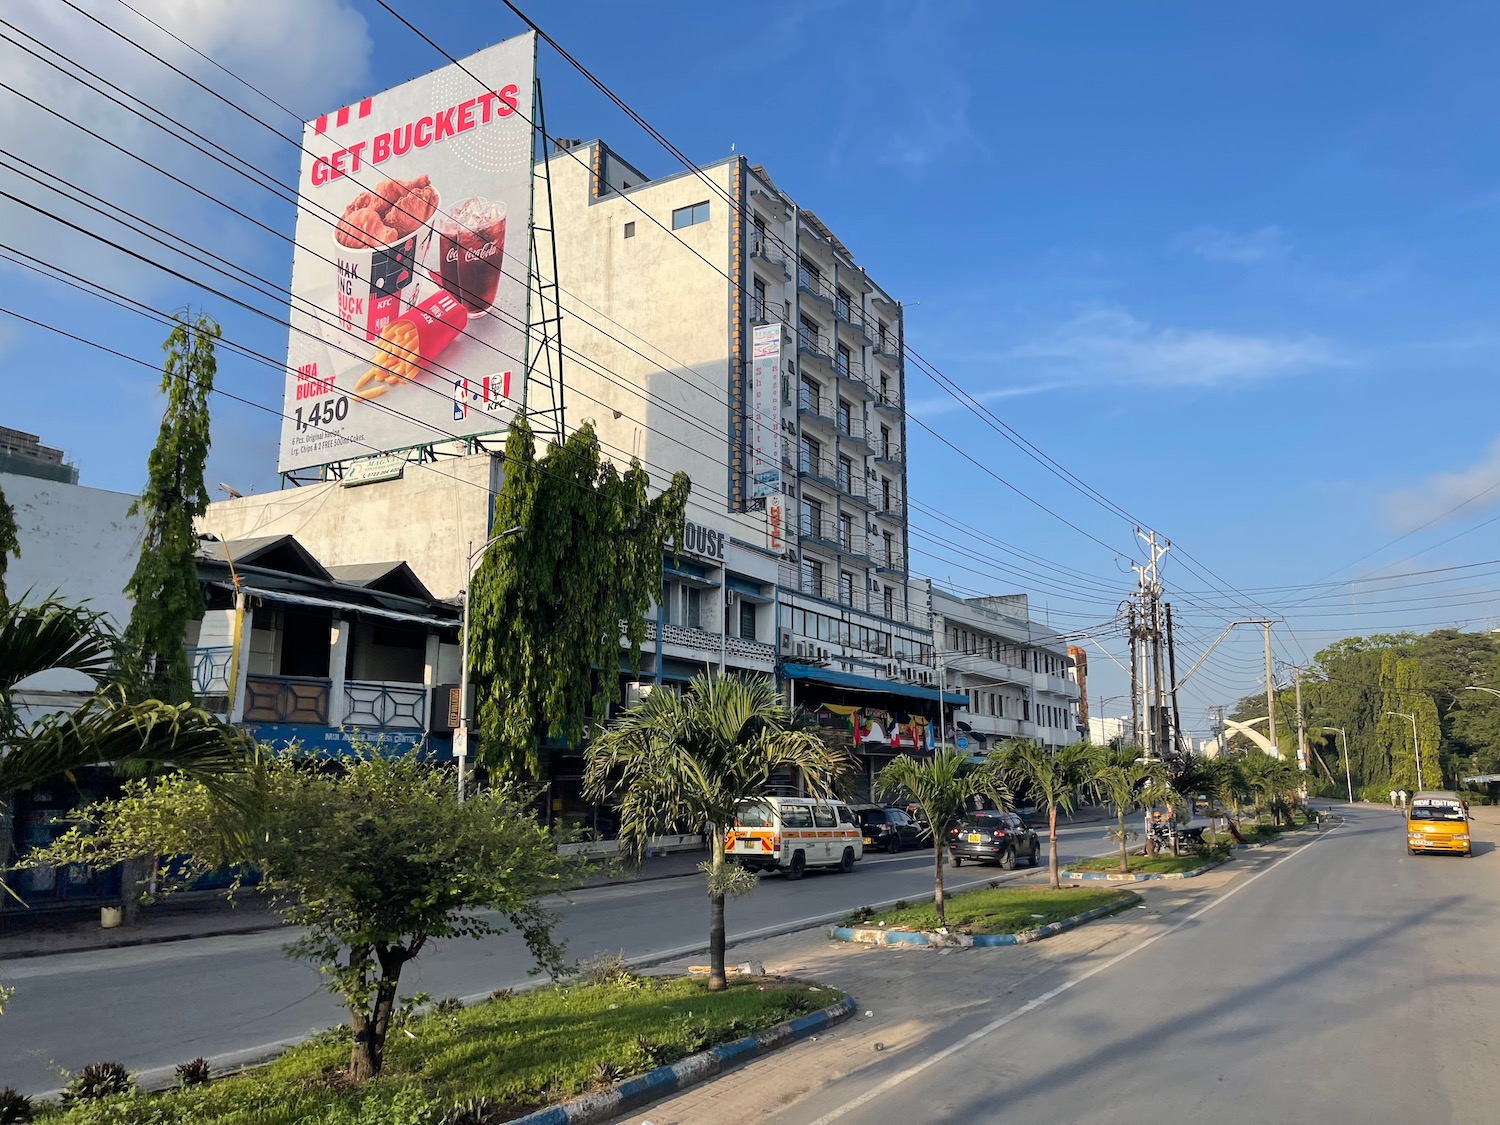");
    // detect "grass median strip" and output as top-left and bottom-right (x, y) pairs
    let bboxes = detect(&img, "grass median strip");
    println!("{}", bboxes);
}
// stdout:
(842, 885), (1135, 935)
(34, 974), (832, 1124)
(1065, 853), (1219, 876)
